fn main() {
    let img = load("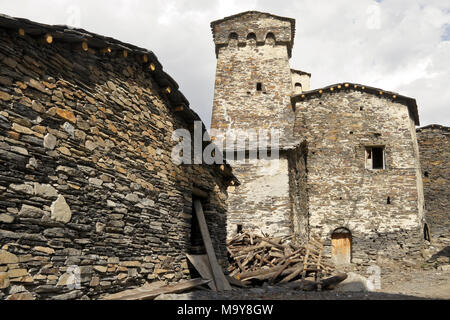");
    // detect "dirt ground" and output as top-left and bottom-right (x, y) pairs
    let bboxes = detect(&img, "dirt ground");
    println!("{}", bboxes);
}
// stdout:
(158, 236), (450, 300)
(163, 268), (449, 300)
(379, 269), (450, 299)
